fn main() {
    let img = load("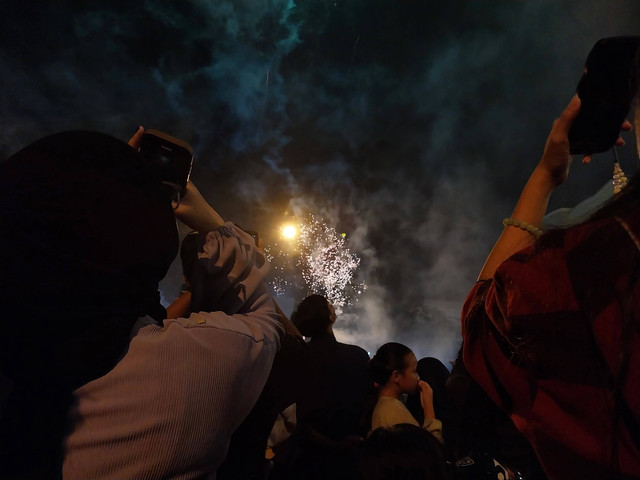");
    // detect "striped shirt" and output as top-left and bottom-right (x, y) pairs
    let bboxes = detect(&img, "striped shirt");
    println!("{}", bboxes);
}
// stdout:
(63, 224), (283, 479)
